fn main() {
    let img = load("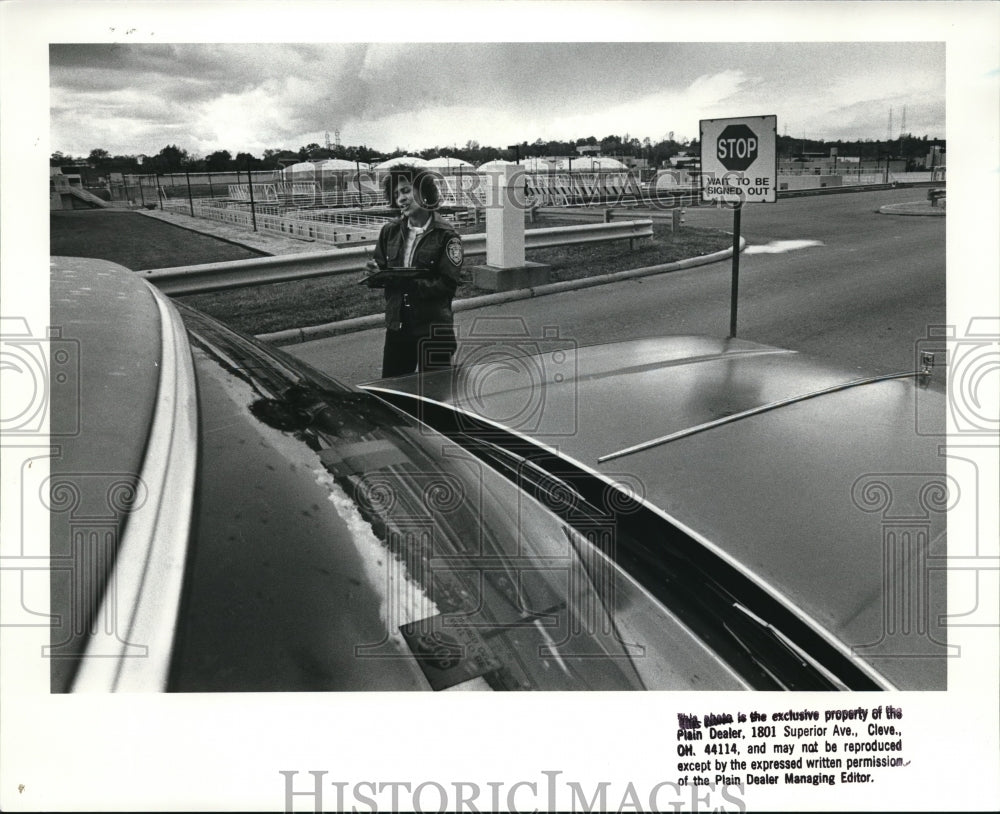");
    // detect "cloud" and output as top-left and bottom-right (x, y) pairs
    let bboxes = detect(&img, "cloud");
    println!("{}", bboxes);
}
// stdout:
(686, 70), (751, 108)
(47, 42), (946, 157)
